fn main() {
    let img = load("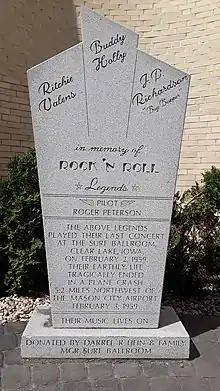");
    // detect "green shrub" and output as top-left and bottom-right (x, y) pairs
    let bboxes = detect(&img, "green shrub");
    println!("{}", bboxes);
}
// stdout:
(165, 166), (220, 295)
(0, 149), (47, 294)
